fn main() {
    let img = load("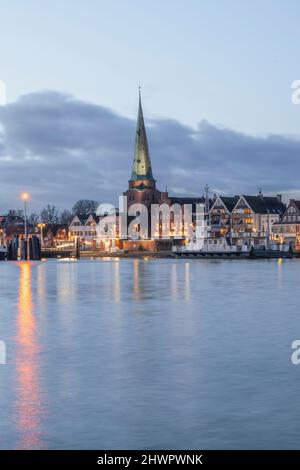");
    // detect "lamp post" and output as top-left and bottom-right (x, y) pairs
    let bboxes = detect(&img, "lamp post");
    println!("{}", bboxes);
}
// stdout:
(21, 192), (29, 241)
(21, 192), (29, 261)
(37, 223), (46, 248)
